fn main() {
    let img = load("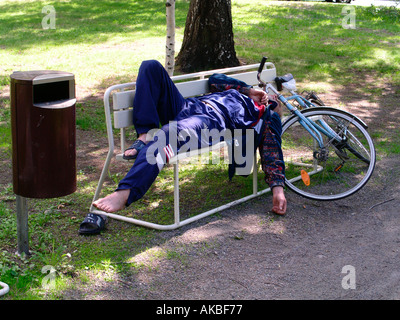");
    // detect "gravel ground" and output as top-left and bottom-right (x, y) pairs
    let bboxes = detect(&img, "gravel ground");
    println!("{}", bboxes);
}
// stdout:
(63, 155), (400, 300)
